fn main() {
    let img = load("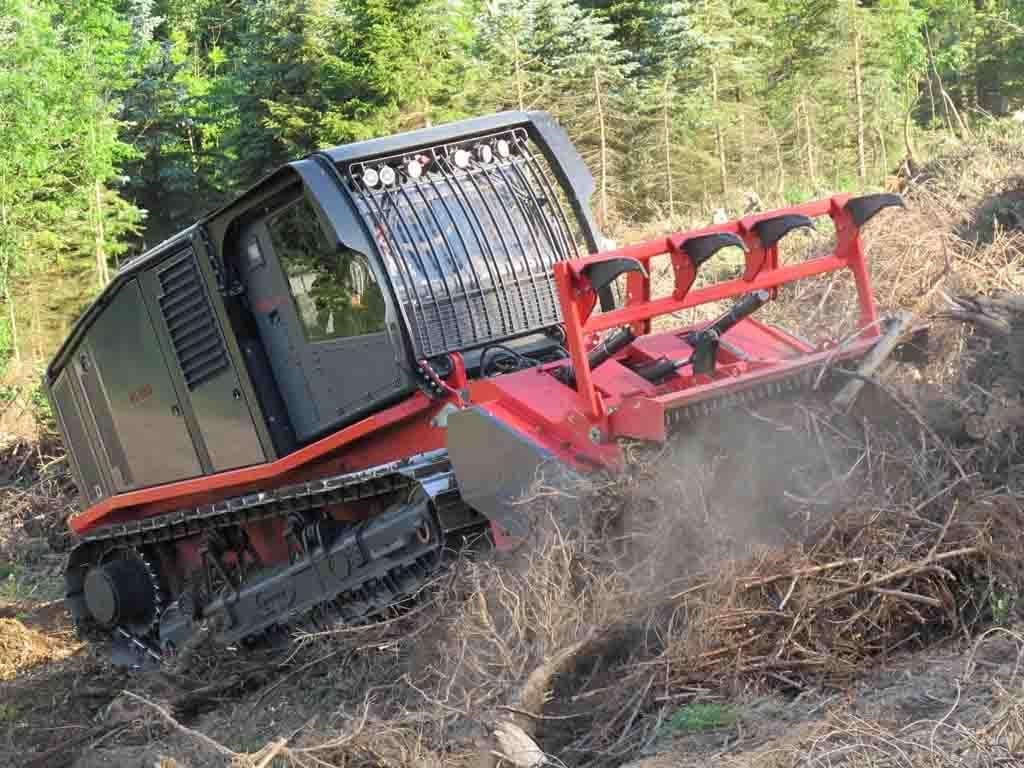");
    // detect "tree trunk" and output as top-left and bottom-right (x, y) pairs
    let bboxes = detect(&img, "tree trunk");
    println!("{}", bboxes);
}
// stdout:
(87, 106), (110, 289)
(800, 94), (817, 189)
(739, 101), (748, 176)
(594, 68), (609, 228)
(875, 119), (889, 178)
(769, 120), (785, 199)
(6, 298), (17, 364)
(93, 181), (108, 288)
(0, 175), (17, 364)
(712, 64), (727, 196)
(29, 277), (41, 364)
(926, 72), (937, 126)
(852, 10), (867, 184)
(415, 50), (433, 128)
(513, 36), (525, 112)
(663, 77), (674, 219)
(924, 26), (967, 139)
